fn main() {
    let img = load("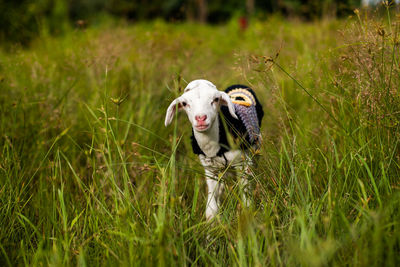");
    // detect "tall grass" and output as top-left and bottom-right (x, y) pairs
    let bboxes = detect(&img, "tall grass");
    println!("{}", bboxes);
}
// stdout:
(0, 10), (399, 266)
